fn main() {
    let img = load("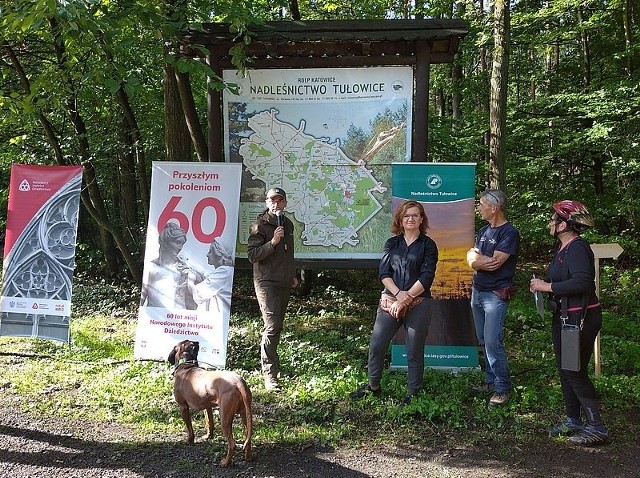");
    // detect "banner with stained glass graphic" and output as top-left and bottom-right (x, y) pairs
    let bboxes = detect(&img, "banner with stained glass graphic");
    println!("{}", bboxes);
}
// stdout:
(134, 162), (242, 368)
(0, 164), (83, 343)
(390, 162), (479, 371)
